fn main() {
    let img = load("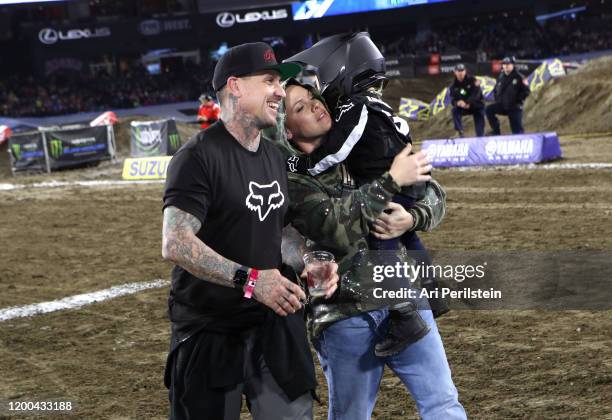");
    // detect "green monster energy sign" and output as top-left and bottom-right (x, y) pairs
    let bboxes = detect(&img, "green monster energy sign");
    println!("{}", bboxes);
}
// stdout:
(50, 138), (63, 159)
(11, 144), (21, 160)
(169, 133), (181, 150)
(130, 119), (181, 157)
